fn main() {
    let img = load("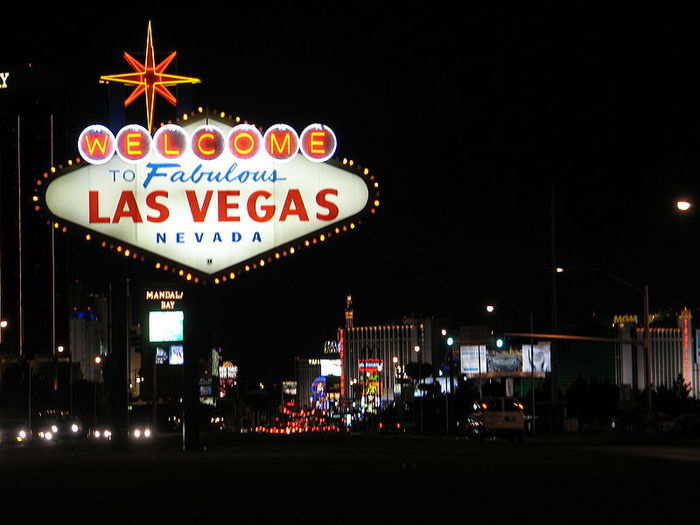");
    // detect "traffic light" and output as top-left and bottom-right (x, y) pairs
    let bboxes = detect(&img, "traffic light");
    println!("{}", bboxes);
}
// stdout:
(488, 334), (507, 350)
